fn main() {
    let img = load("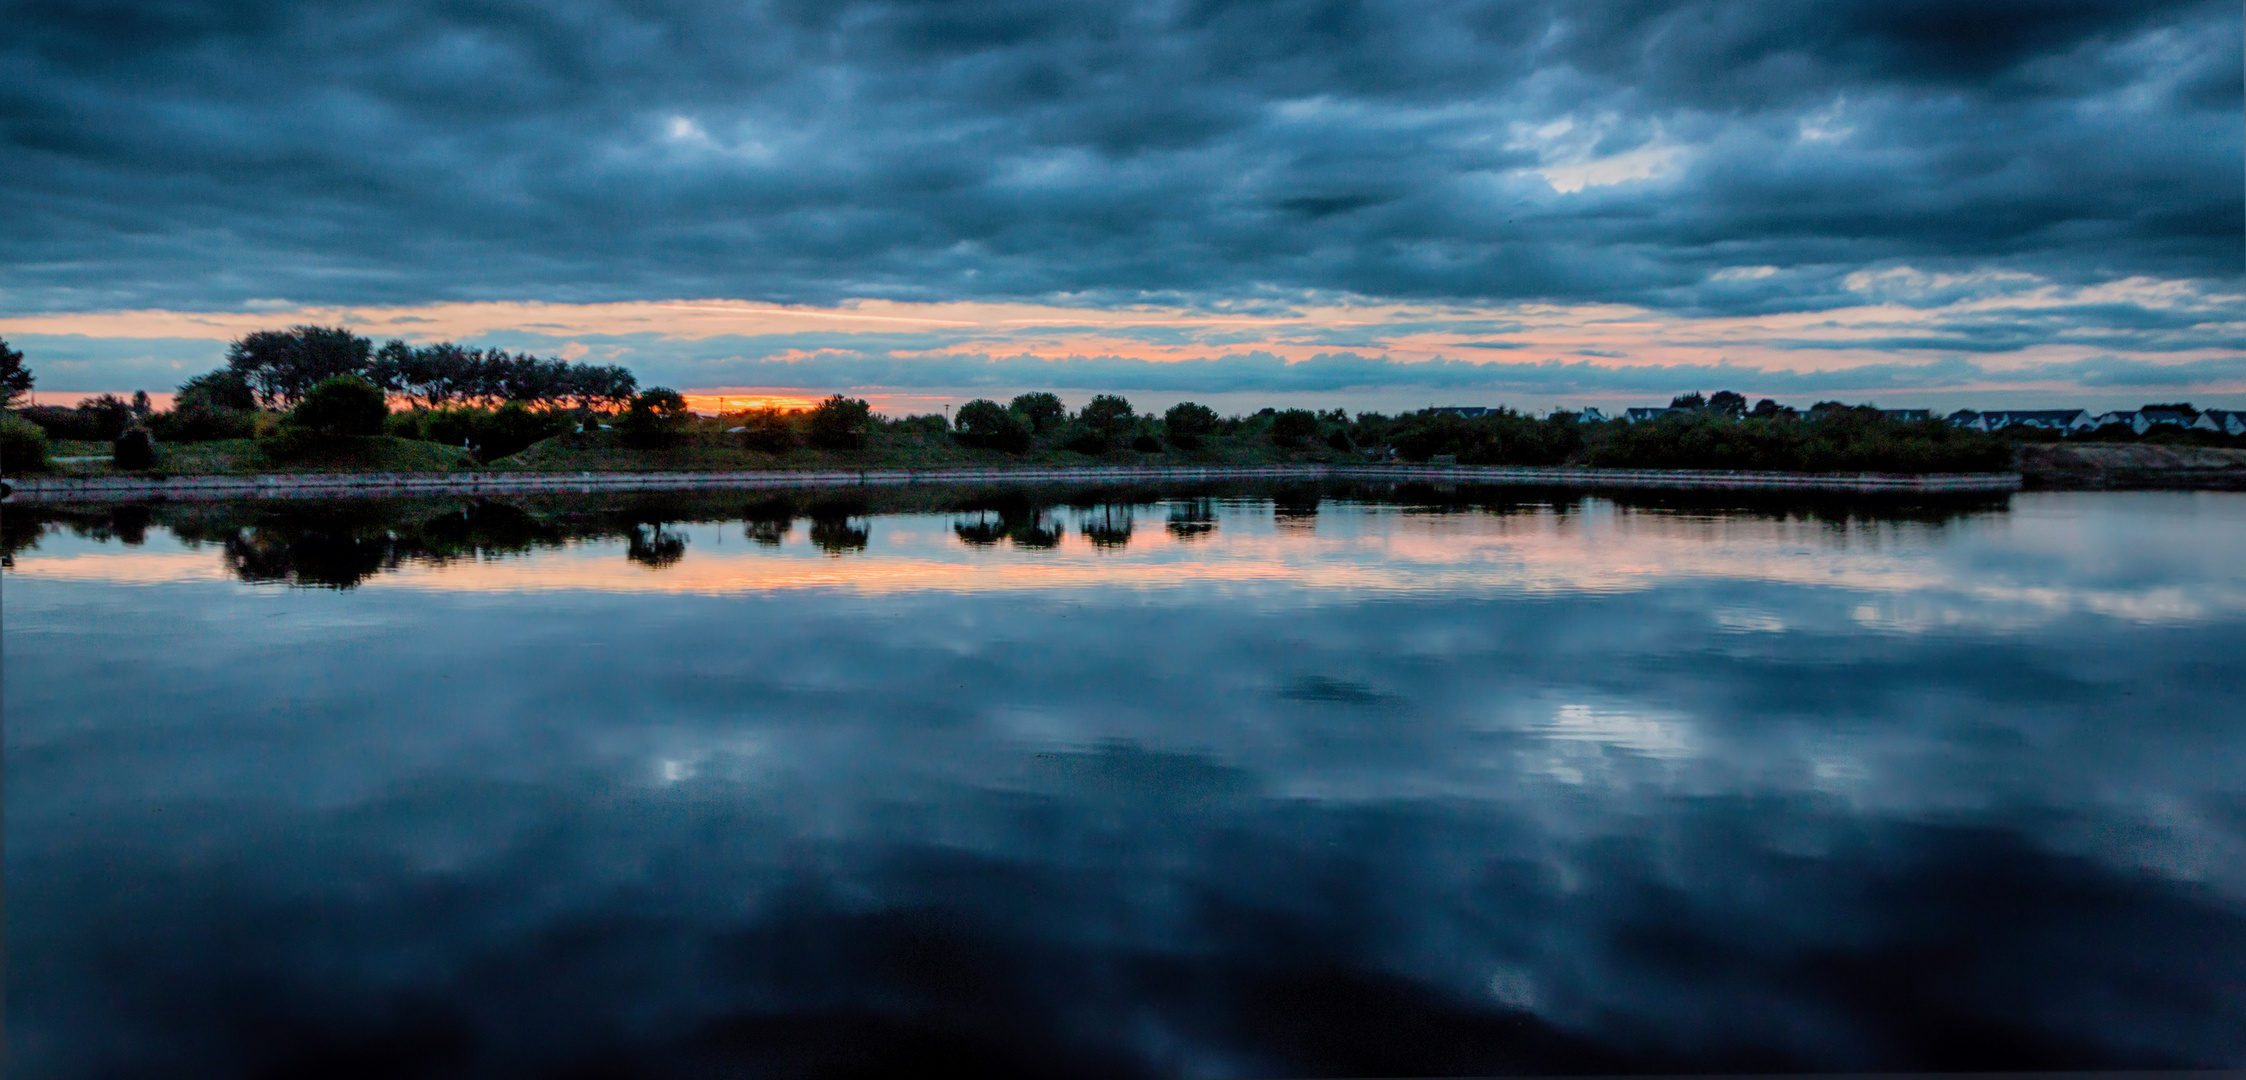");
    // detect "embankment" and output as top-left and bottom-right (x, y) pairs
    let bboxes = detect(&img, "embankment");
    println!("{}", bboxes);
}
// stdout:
(3, 464), (2020, 503)
(2016, 444), (2246, 490)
